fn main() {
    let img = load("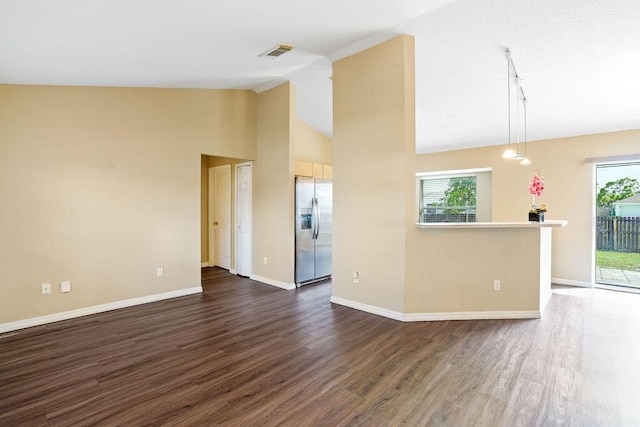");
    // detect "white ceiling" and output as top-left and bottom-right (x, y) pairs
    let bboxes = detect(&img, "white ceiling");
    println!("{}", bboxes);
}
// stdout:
(1, 0), (639, 153)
